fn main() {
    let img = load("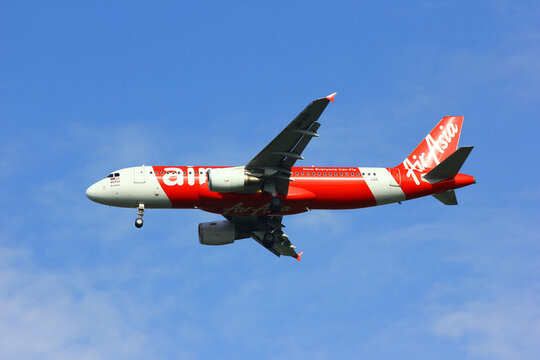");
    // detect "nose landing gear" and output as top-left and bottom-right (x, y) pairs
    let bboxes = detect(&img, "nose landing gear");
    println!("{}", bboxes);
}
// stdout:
(135, 204), (144, 228)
